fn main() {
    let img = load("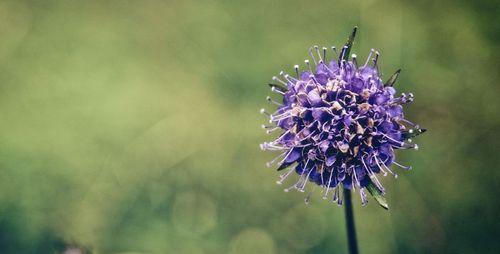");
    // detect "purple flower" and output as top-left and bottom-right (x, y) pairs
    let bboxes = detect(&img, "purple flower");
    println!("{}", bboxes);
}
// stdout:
(260, 27), (425, 209)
